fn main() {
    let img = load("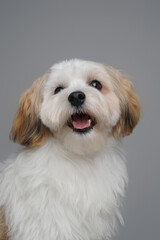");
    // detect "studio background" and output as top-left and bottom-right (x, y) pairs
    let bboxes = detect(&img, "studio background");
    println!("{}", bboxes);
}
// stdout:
(0, 1), (160, 240)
